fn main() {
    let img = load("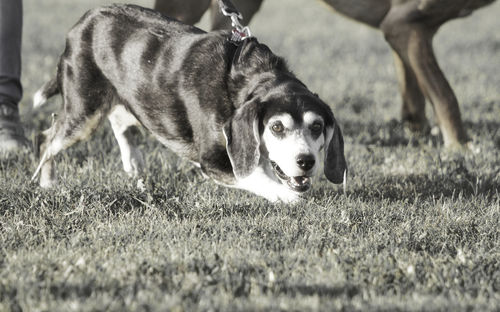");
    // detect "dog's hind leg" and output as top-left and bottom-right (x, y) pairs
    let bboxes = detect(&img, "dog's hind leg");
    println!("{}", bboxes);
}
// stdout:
(32, 115), (58, 188)
(107, 104), (144, 177)
(32, 106), (110, 188)
(32, 74), (112, 188)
